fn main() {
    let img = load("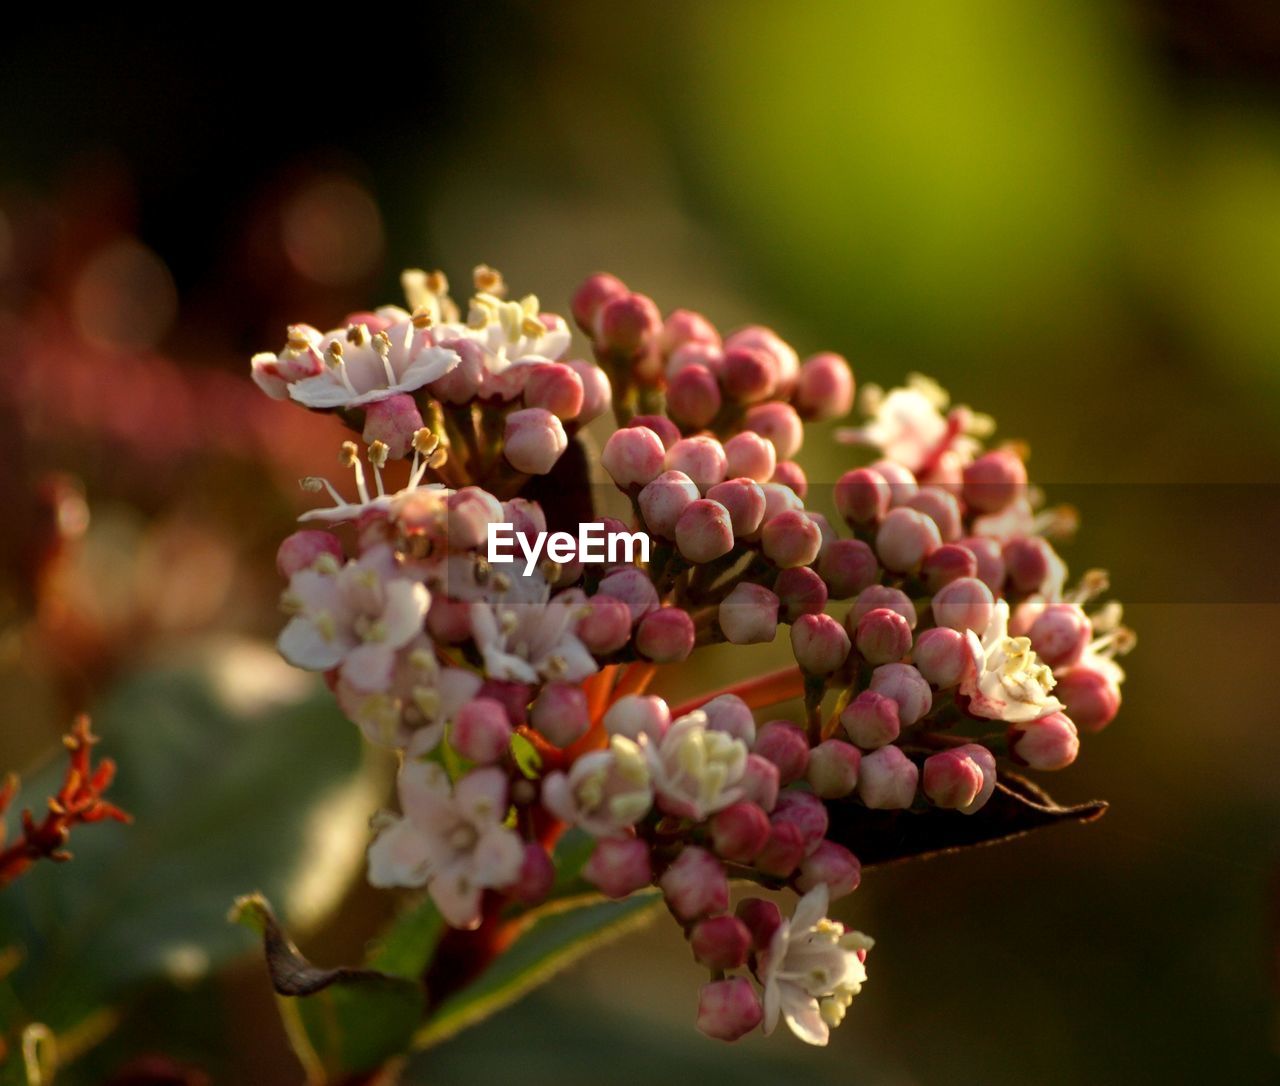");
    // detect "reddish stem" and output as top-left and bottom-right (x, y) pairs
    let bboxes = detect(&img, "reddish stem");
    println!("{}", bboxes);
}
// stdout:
(669, 665), (806, 718)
